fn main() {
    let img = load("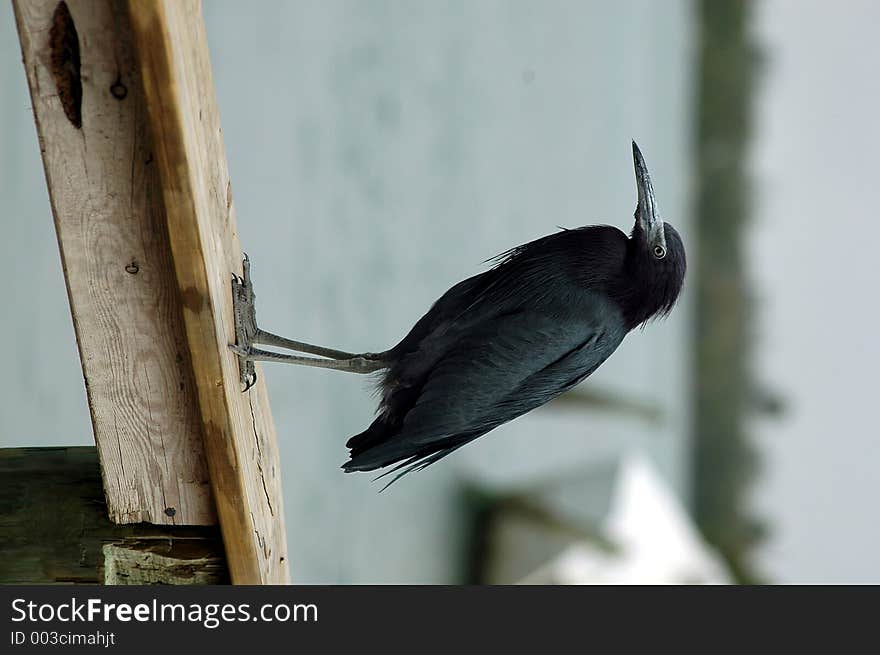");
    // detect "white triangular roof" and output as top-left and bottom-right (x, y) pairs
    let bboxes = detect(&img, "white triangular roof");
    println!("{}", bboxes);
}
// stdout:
(522, 451), (732, 584)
